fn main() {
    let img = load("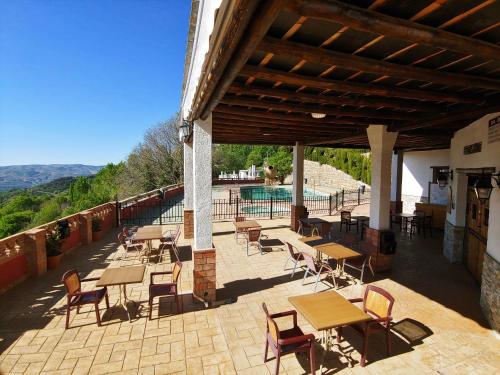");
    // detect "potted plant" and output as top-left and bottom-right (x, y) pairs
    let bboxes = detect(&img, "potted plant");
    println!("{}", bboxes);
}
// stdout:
(46, 228), (63, 269)
(92, 216), (103, 242)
